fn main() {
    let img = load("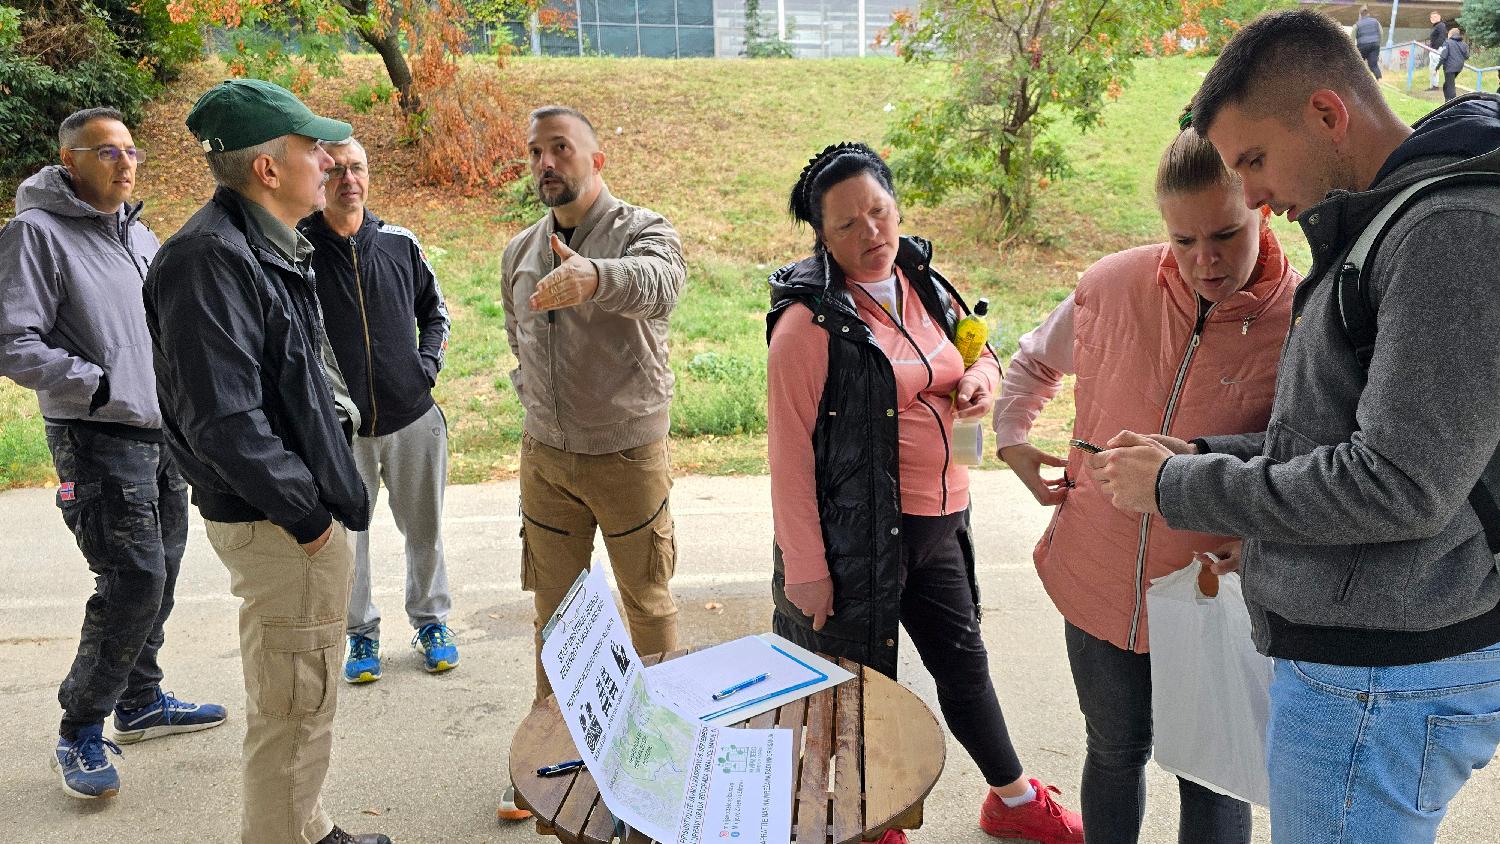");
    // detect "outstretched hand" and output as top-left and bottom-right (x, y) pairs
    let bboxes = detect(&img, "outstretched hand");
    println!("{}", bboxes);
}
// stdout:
(529, 234), (599, 312)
